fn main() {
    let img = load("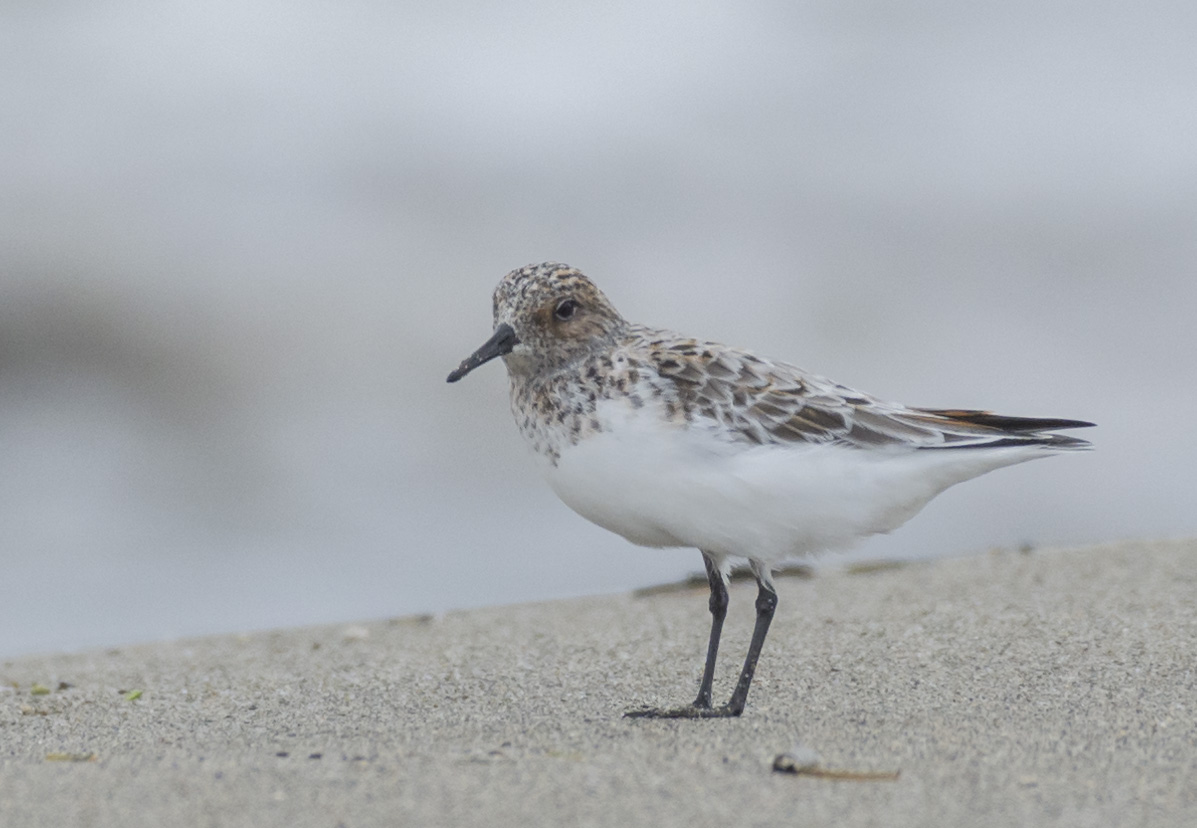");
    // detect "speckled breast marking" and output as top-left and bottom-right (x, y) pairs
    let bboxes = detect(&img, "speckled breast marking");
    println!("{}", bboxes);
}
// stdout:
(509, 347), (688, 467)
